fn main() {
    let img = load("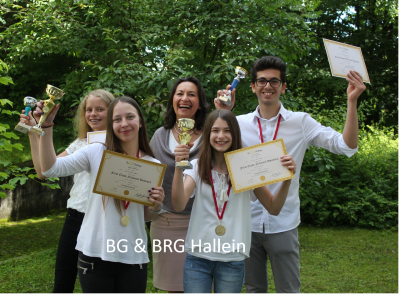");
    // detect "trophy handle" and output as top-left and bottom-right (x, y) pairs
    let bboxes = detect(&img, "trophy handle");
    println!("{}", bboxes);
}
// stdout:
(24, 106), (31, 116)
